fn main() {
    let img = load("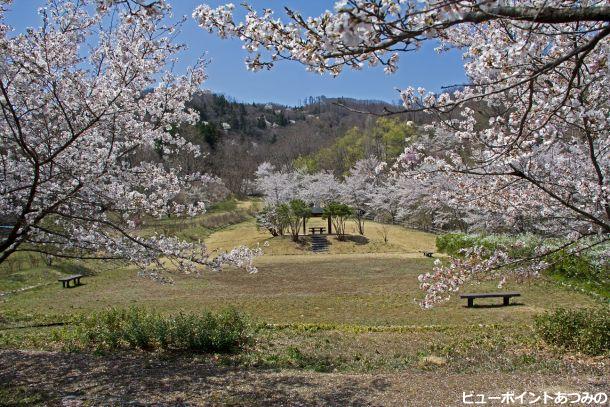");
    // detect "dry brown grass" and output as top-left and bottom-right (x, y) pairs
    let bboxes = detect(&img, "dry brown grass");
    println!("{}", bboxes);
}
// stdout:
(206, 217), (437, 256)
